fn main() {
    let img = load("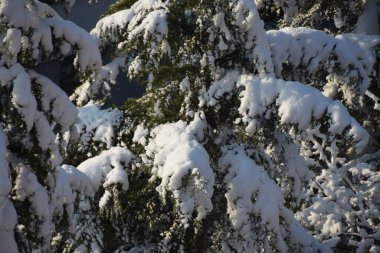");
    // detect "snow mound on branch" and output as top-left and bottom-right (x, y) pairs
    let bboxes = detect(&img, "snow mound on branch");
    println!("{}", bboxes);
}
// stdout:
(297, 153), (380, 250)
(45, 18), (101, 71)
(91, 0), (167, 43)
(32, 72), (78, 133)
(233, 0), (274, 75)
(76, 104), (123, 149)
(221, 146), (331, 252)
(267, 27), (378, 93)
(221, 147), (285, 244)
(146, 112), (214, 225)
(8, 64), (78, 166)
(0, 0), (101, 72)
(77, 147), (133, 191)
(237, 75), (369, 153)
(0, 0), (39, 30)
(200, 72), (368, 153)
(91, 0), (169, 73)
(11, 158), (53, 251)
(0, 127), (18, 253)
(52, 165), (94, 232)
(133, 124), (149, 146)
